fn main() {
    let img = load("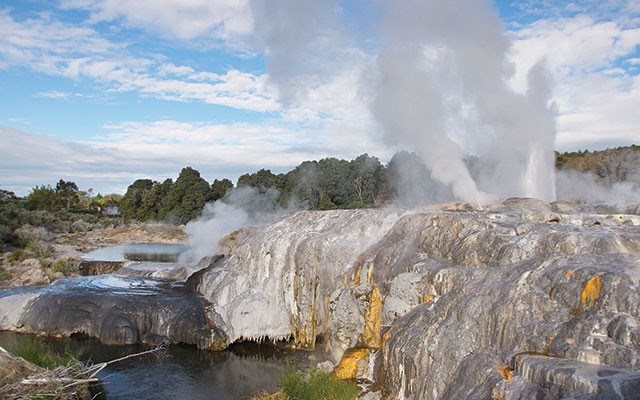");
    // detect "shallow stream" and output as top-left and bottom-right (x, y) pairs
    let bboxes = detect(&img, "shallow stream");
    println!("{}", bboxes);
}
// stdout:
(83, 243), (188, 263)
